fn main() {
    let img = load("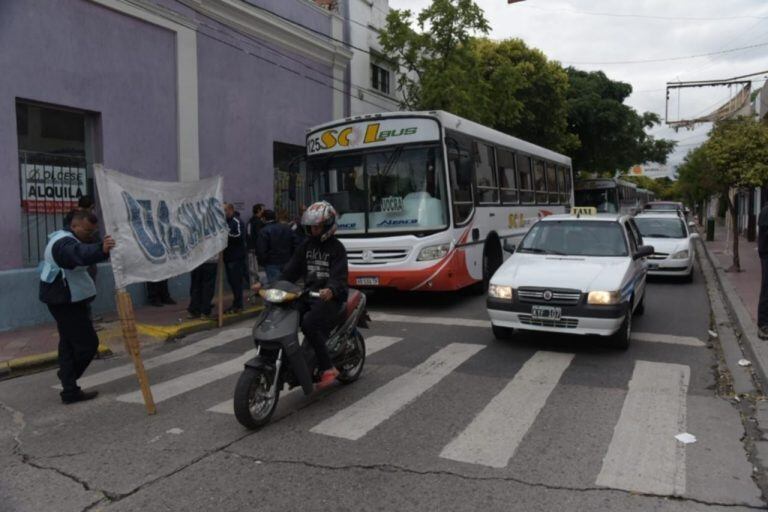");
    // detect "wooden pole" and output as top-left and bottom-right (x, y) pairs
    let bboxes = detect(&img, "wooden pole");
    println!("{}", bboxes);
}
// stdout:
(116, 288), (156, 415)
(217, 252), (224, 328)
